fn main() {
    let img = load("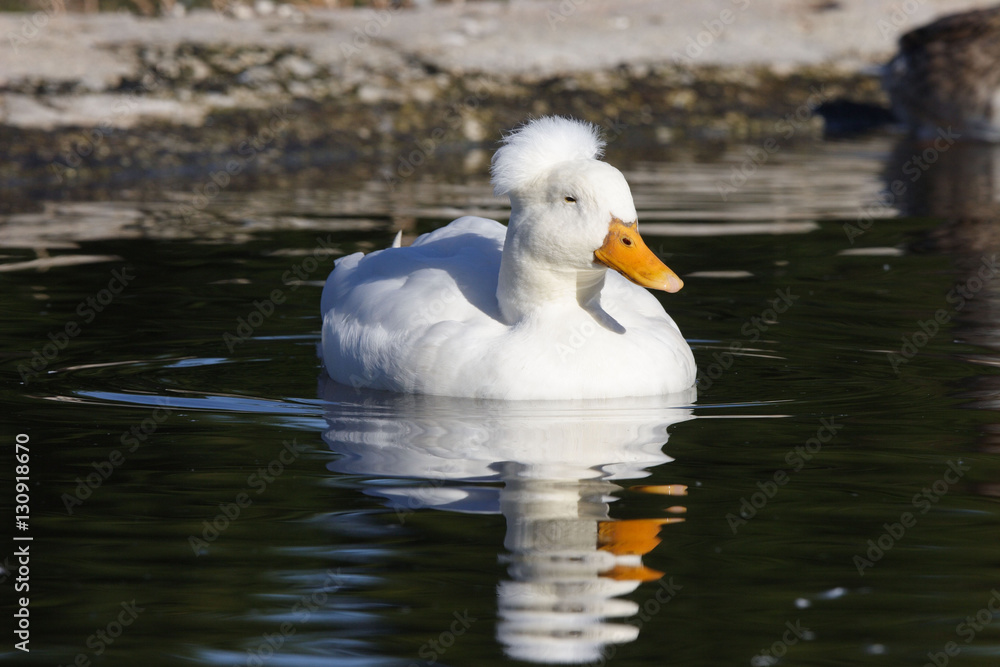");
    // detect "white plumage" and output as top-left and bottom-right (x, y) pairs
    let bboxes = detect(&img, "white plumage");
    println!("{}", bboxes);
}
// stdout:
(321, 116), (697, 400)
(491, 116), (605, 197)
